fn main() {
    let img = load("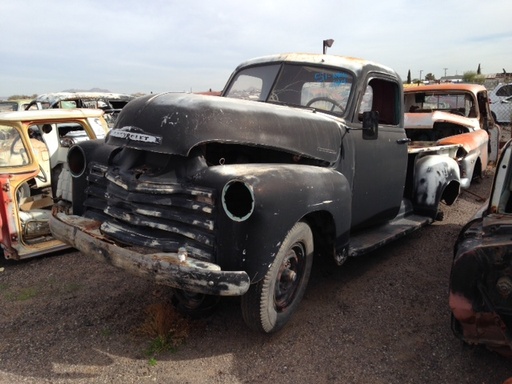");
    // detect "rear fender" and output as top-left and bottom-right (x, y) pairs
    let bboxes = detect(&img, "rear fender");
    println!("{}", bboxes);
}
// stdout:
(413, 155), (460, 218)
